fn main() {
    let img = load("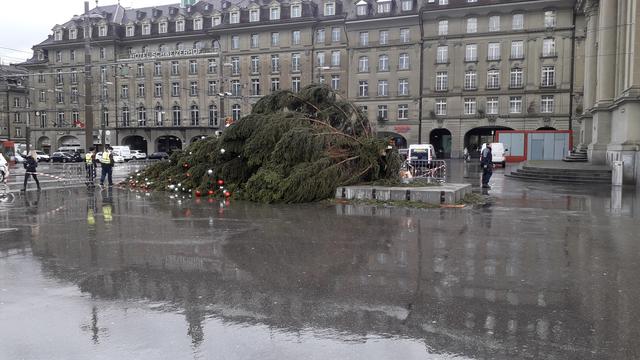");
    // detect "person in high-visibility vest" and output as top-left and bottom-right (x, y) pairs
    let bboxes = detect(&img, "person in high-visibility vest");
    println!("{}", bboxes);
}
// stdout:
(85, 147), (96, 183)
(99, 145), (115, 186)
